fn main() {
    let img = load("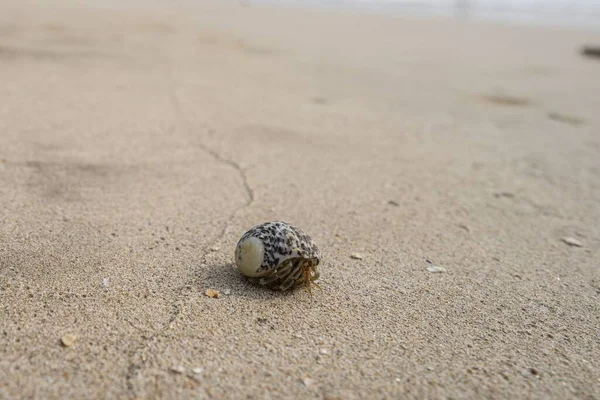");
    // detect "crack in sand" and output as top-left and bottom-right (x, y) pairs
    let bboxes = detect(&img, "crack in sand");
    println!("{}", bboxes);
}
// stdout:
(165, 74), (254, 209)
(163, 60), (256, 257)
(124, 60), (256, 399)
(163, 64), (255, 317)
